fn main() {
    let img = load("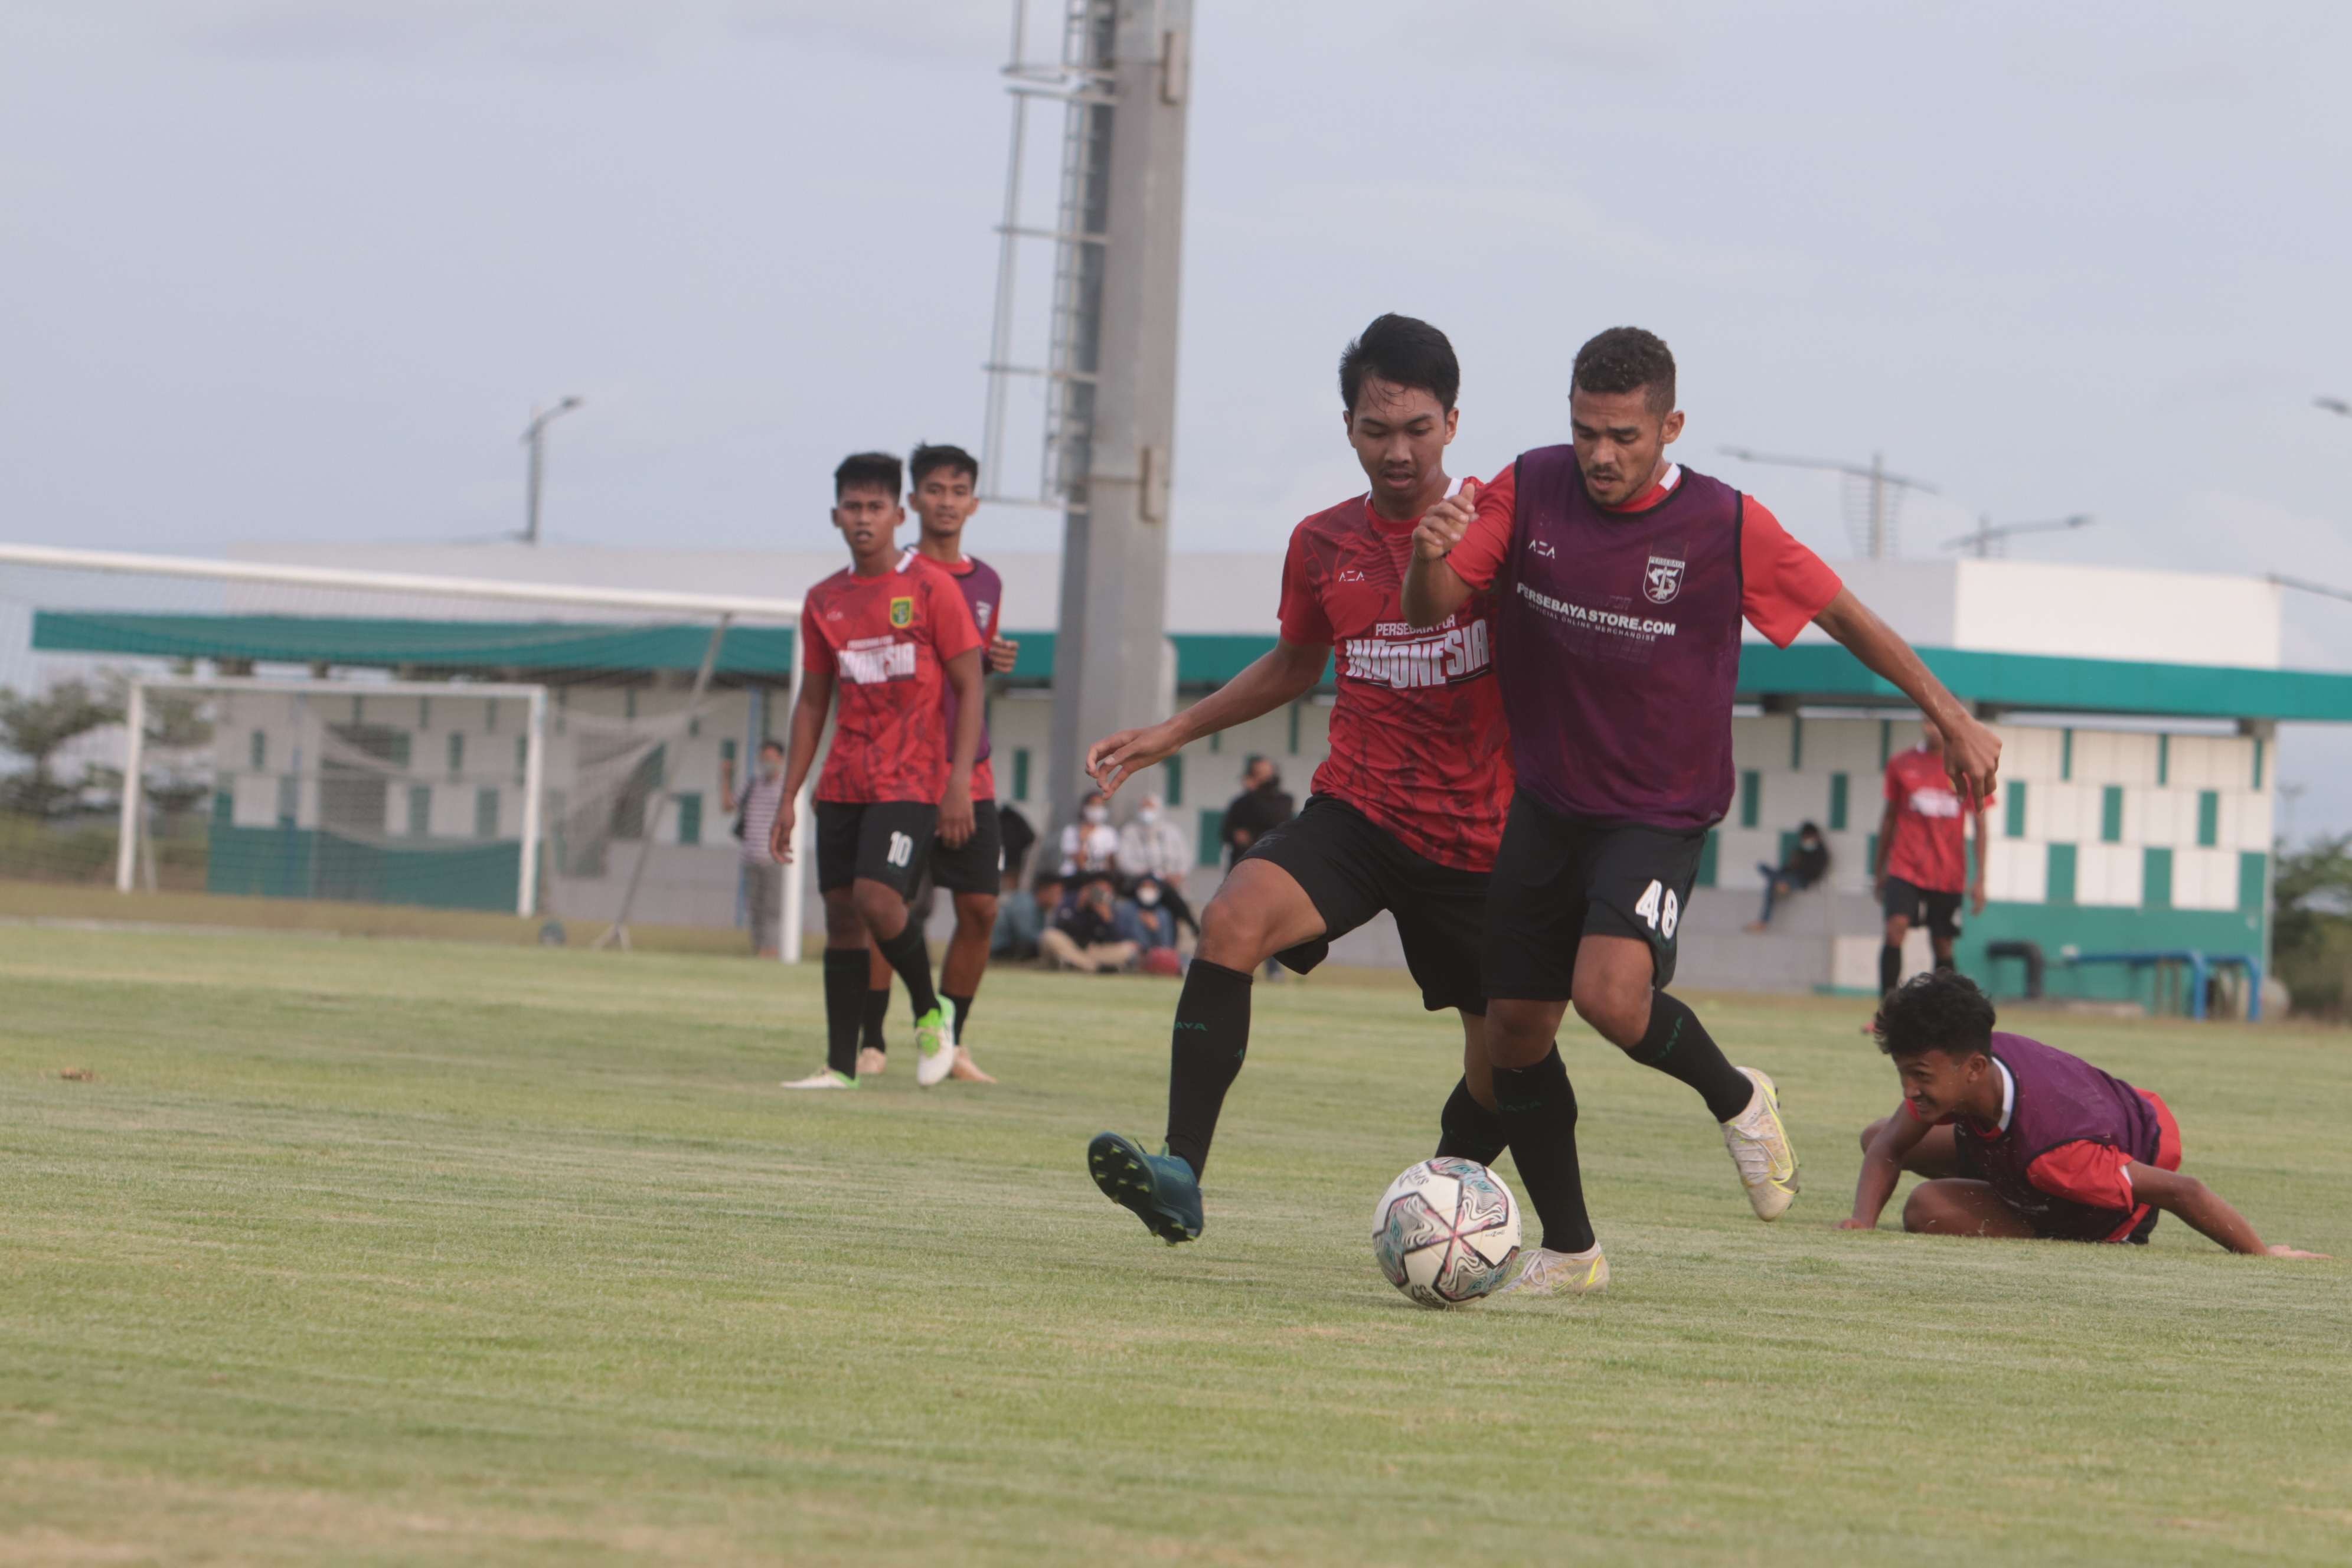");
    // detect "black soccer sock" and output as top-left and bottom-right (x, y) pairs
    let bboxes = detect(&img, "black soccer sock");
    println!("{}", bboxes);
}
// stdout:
(861, 988), (891, 1052)
(943, 991), (975, 1046)
(1490, 1047), (1595, 1254)
(874, 922), (940, 1020)
(1630, 991), (1755, 1122)
(1434, 1076), (1509, 1167)
(1879, 943), (1903, 997)
(822, 949), (867, 1077)
(1164, 958), (1252, 1179)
